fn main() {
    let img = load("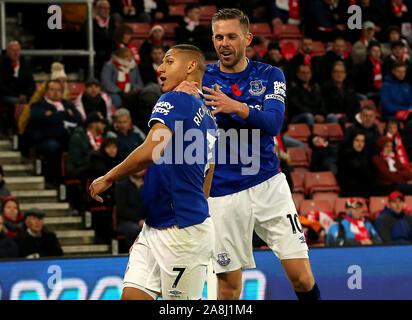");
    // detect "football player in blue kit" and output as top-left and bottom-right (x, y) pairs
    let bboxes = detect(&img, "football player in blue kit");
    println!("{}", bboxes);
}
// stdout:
(89, 44), (217, 300)
(177, 9), (321, 300)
